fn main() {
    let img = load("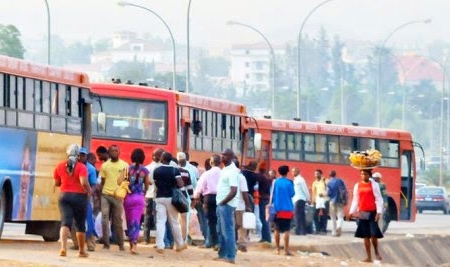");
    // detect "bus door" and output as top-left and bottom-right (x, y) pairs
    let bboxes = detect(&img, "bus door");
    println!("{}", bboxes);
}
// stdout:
(400, 150), (414, 220)
(261, 140), (271, 170)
